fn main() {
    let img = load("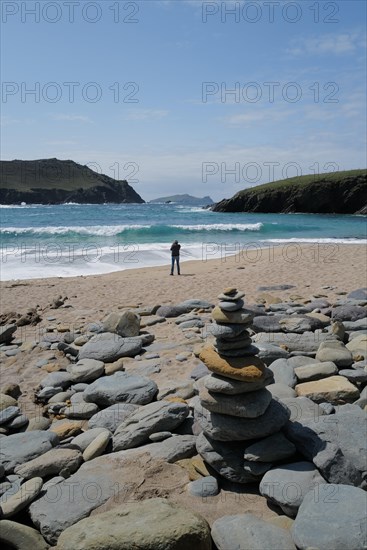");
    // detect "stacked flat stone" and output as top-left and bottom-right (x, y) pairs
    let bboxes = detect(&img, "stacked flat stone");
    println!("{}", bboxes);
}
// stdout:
(195, 288), (291, 484)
